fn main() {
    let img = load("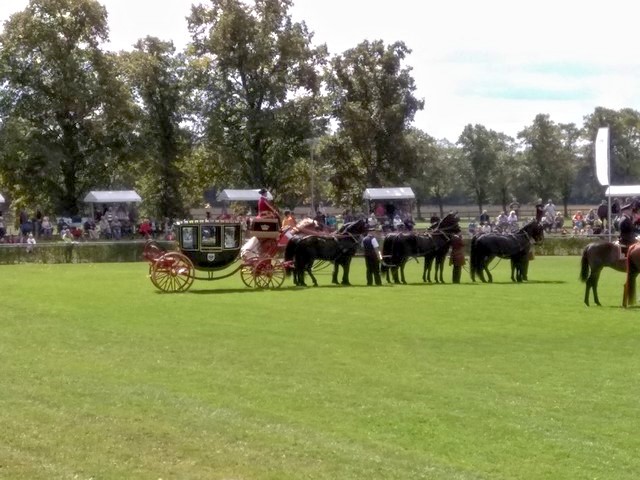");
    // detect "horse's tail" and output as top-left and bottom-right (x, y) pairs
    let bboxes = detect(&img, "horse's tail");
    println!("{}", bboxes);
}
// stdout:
(579, 245), (590, 283)
(469, 235), (479, 281)
(284, 237), (297, 276)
